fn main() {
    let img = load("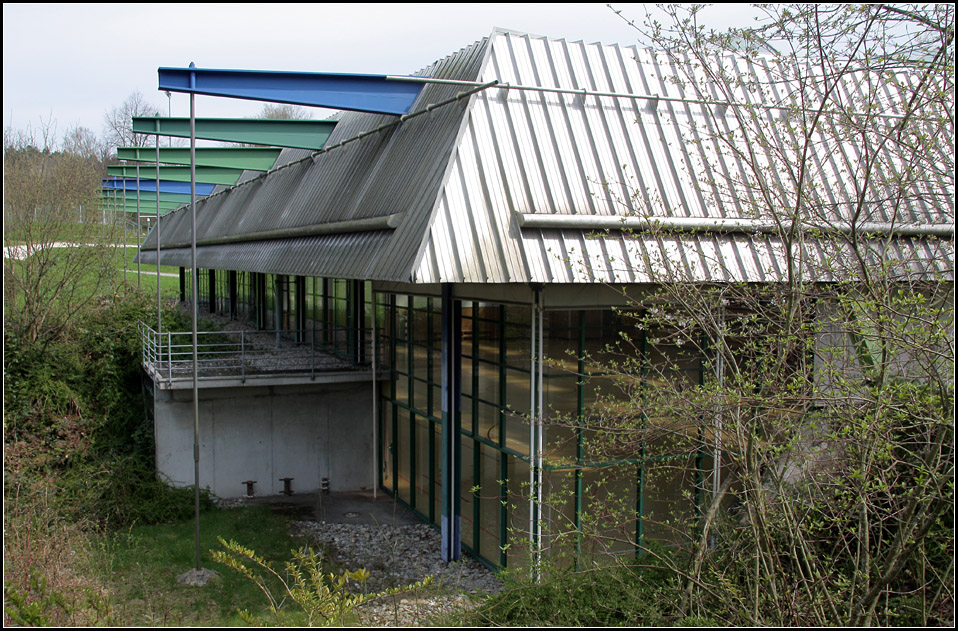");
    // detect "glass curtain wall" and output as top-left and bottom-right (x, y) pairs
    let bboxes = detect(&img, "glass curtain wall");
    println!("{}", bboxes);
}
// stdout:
(179, 269), (372, 363)
(378, 293), (711, 569)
